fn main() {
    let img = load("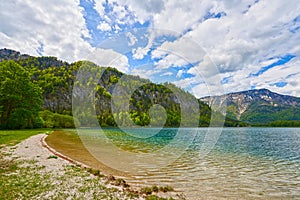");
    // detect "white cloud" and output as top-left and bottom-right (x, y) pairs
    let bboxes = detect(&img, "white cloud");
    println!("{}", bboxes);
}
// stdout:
(161, 71), (173, 76)
(173, 77), (199, 89)
(155, 54), (188, 70)
(151, 35), (208, 77)
(2, 0), (300, 97)
(96, 0), (219, 36)
(152, 35), (206, 62)
(199, 57), (300, 98)
(176, 70), (183, 78)
(97, 22), (112, 31)
(93, 0), (137, 32)
(250, 59), (300, 97)
(132, 47), (148, 59)
(0, 0), (92, 62)
(132, 31), (154, 60)
(184, 0), (300, 96)
(118, 0), (300, 97)
(187, 54), (222, 78)
(131, 68), (155, 79)
(116, 0), (165, 24)
(126, 32), (137, 46)
(191, 83), (218, 98)
(87, 48), (129, 73)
